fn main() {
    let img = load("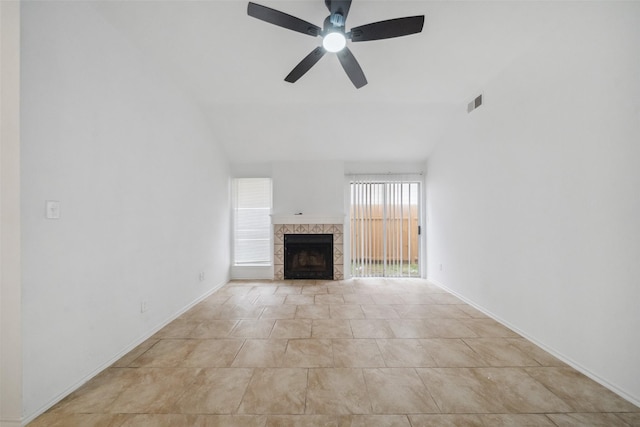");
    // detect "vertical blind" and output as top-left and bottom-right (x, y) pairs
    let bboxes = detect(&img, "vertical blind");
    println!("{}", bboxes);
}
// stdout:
(233, 178), (272, 265)
(349, 175), (421, 277)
